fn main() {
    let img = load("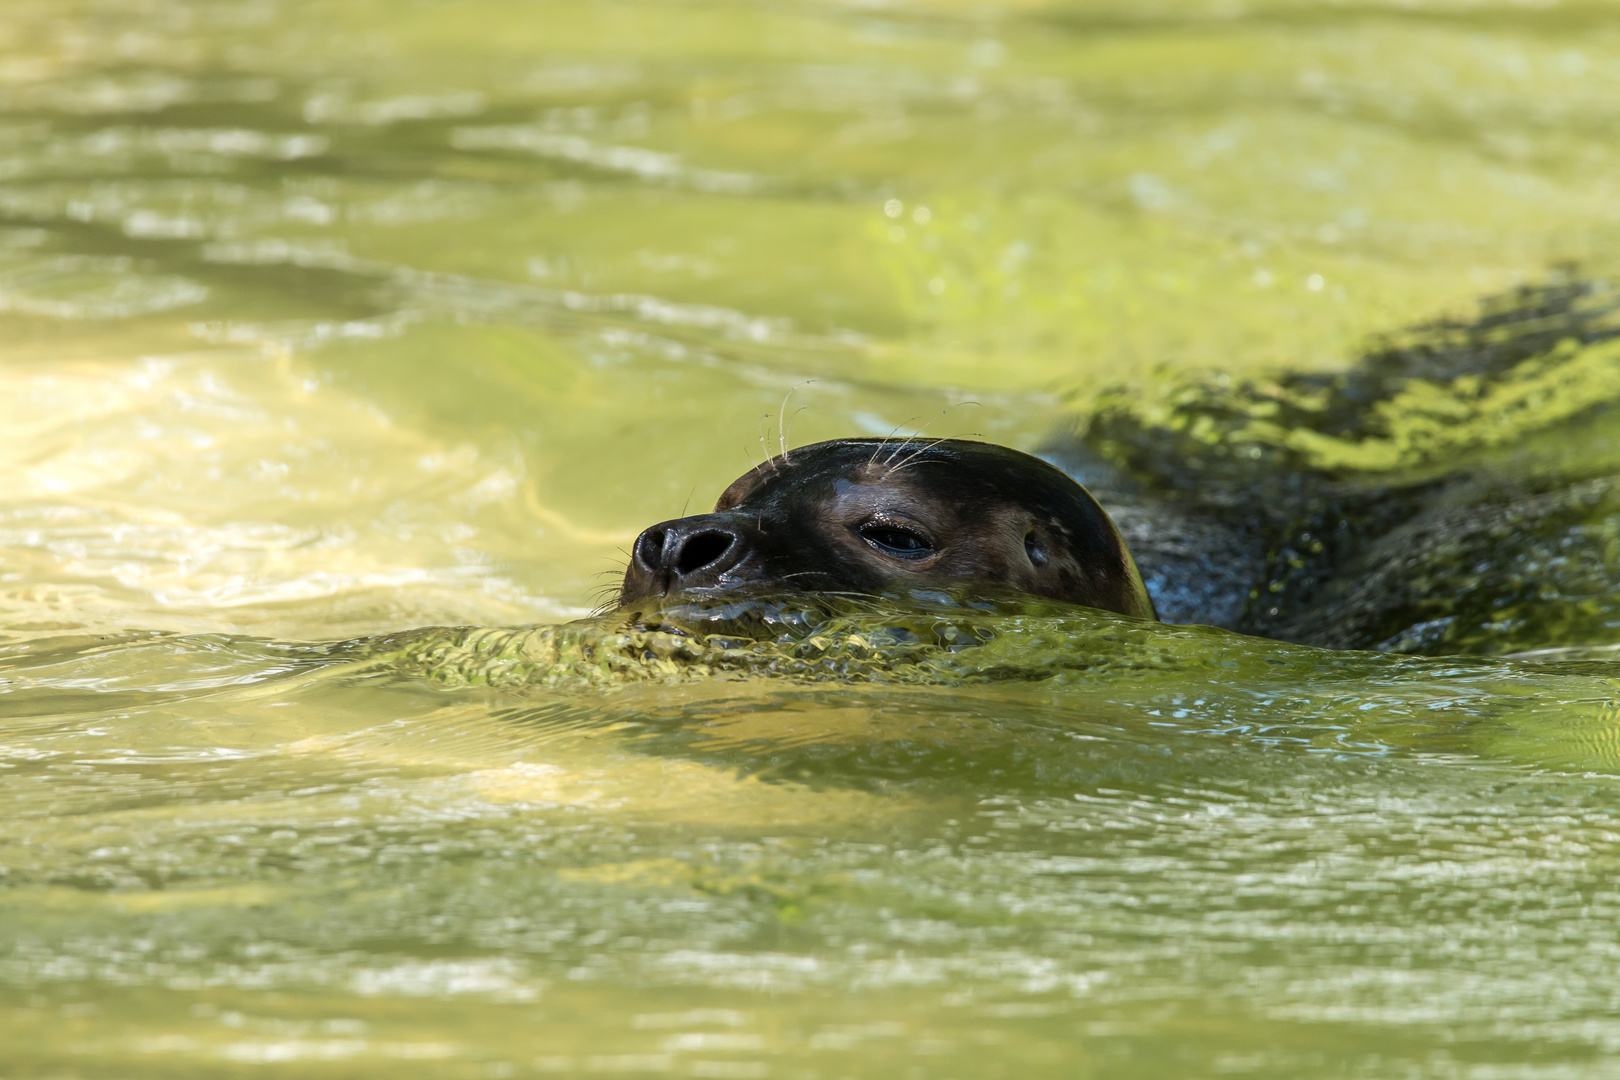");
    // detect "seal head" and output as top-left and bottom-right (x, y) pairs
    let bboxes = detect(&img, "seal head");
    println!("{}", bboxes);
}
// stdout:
(618, 438), (1156, 619)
